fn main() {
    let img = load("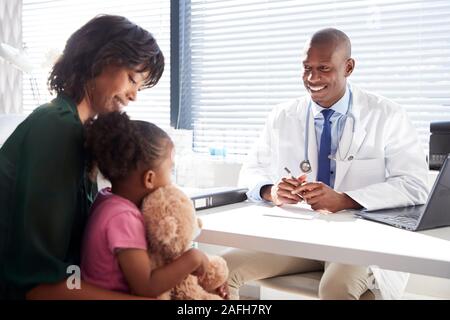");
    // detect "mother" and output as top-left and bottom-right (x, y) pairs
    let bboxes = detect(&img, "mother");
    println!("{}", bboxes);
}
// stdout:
(0, 14), (164, 299)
